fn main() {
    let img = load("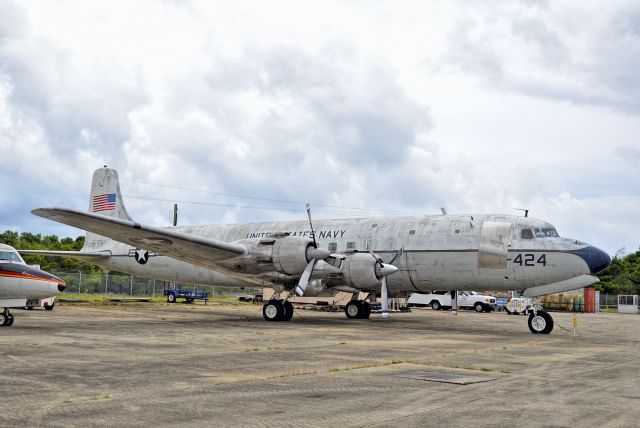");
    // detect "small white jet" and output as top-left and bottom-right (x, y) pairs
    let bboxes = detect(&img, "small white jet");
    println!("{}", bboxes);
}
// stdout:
(23, 167), (611, 334)
(0, 244), (66, 327)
